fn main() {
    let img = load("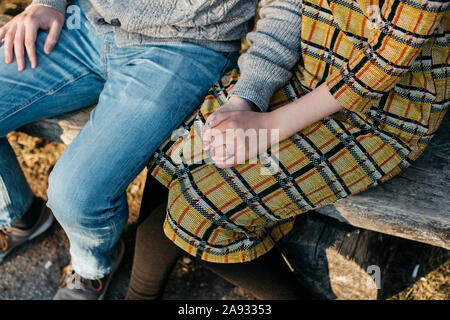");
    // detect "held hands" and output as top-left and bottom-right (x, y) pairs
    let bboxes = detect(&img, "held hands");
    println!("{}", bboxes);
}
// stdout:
(201, 96), (278, 169)
(201, 83), (344, 169)
(0, 5), (65, 71)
